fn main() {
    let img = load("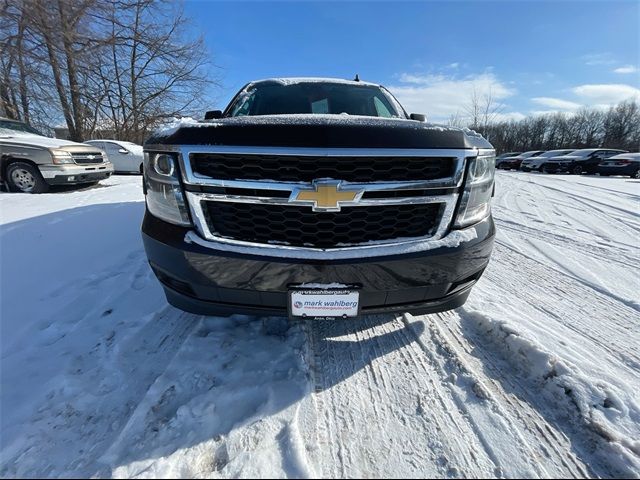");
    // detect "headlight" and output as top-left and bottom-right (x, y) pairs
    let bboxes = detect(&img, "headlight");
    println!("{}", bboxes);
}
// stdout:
(50, 149), (74, 164)
(143, 152), (191, 226)
(455, 154), (495, 228)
